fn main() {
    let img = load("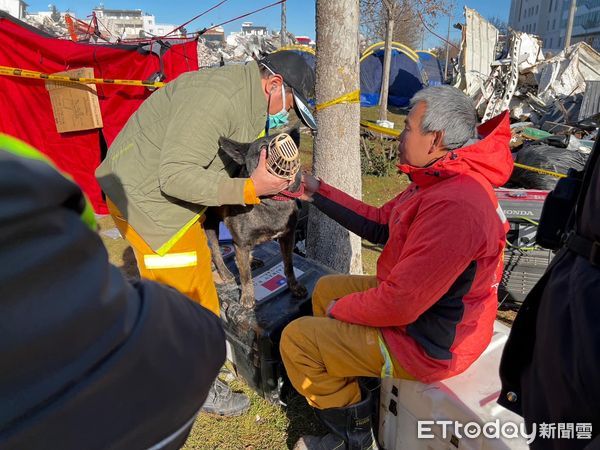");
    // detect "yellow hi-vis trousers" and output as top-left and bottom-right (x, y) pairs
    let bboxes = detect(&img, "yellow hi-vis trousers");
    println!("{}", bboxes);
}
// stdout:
(280, 274), (414, 410)
(107, 199), (220, 317)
